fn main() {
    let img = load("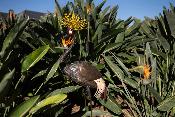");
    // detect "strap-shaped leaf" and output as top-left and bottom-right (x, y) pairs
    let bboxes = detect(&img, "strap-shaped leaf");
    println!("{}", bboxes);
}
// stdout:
(29, 94), (67, 114)
(104, 55), (124, 78)
(103, 42), (122, 53)
(48, 85), (82, 97)
(104, 55), (137, 88)
(156, 96), (175, 111)
(148, 85), (162, 103)
(9, 96), (40, 117)
(0, 19), (28, 58)
(0, 69), (15, 96)
(31, 69), (48, 80)
(21, 45), (50, 72)
(164, 9), (175, 38)
(47, 44), (73, 80)
(98, 95), (122, 115)
(125, 18), (141, 37)
(95, 0), (107, 14)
